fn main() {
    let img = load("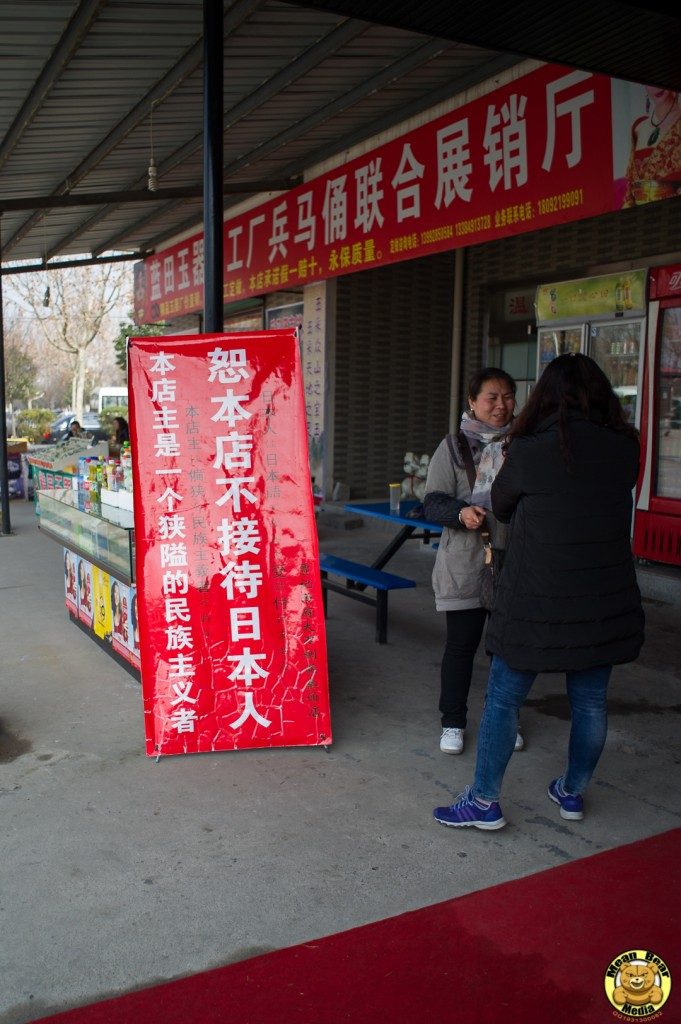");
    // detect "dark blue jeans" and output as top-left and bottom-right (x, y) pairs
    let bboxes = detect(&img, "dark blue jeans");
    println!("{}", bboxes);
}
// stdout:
(473, 655), (612, 801)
